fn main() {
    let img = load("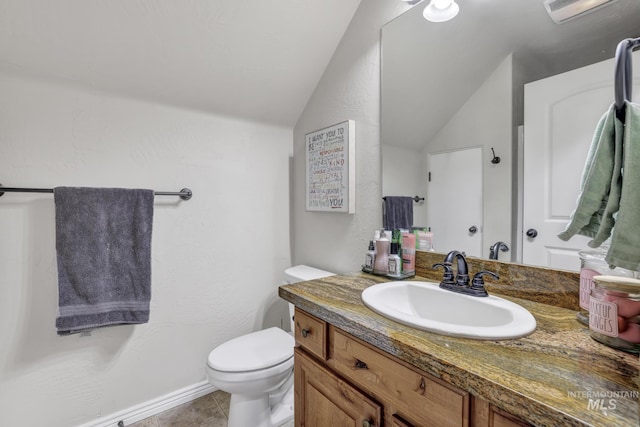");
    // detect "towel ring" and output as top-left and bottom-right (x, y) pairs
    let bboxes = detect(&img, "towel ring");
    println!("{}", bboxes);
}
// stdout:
(614, 37), (640, 120)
